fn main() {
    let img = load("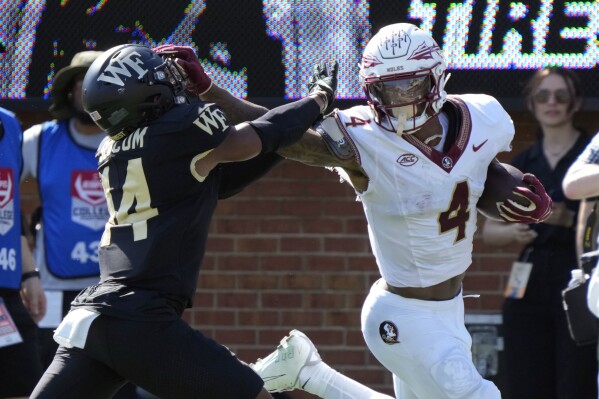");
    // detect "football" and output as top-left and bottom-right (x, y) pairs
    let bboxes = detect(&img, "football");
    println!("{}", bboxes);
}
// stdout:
(478, 162), (525, 221)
